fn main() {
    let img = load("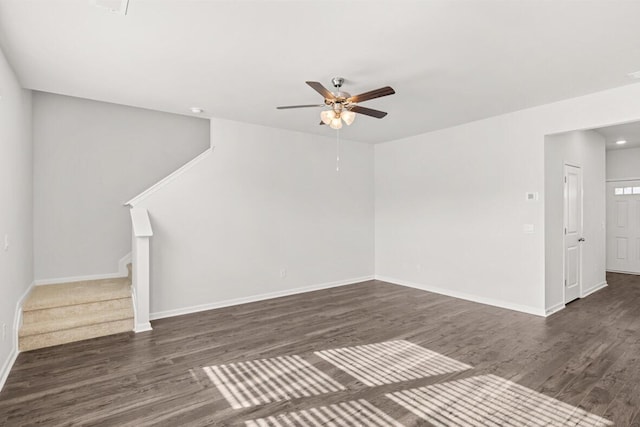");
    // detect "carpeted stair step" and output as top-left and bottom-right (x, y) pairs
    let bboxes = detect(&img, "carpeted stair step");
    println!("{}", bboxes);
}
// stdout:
(19, 319), (133, 352)
(23, 278), (131, 311)
(20, 277), (134, 352)
(22, 297), (132, 324)
(20, 307), (133, 336)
